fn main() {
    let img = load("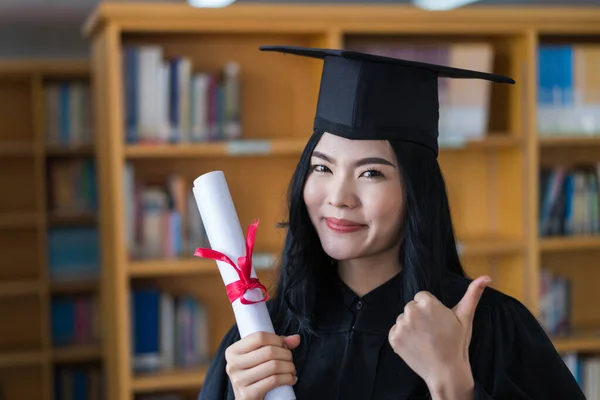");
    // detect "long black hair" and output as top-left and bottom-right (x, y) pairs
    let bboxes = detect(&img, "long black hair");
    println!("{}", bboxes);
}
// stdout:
(268, 129), (467, 338)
